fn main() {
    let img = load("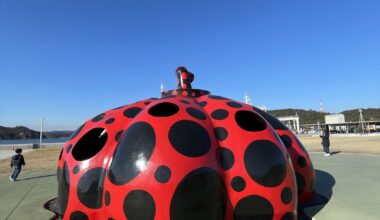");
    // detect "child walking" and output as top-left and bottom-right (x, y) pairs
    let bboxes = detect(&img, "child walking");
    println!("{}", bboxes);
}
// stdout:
(10, 148), (26, 181)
